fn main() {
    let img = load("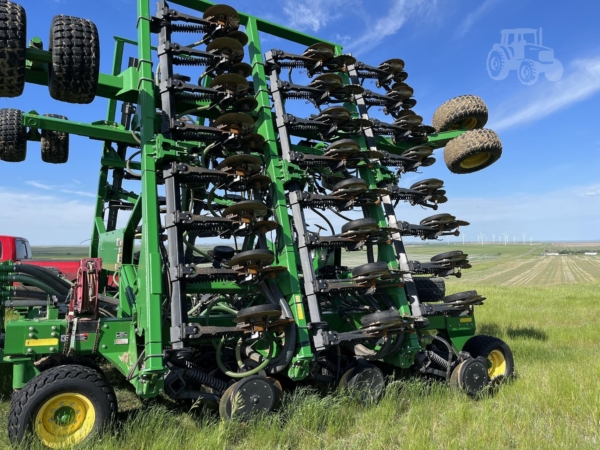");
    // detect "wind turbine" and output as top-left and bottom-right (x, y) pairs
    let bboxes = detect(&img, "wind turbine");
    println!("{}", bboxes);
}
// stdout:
(522, 232), (526, 244)
(492, 234), (495, 243)
(513, 236), (516, 244)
